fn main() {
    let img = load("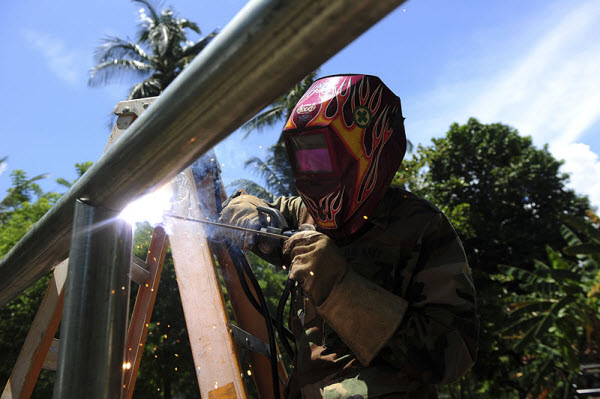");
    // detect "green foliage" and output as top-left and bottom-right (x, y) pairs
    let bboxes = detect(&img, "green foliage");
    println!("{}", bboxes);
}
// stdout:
(88, 0), (217, 99)
(0, 169), (61, 397)
(55, 162), (94, 190)
(394, 118), (590, 274)
(231, 142), (298, 200)
(0, 169), (48, 222)
(242, 71), (319, 138)
(394, 118), (591, 396)
(494, 213), (600, 397)
(234, 73), (319, 199)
